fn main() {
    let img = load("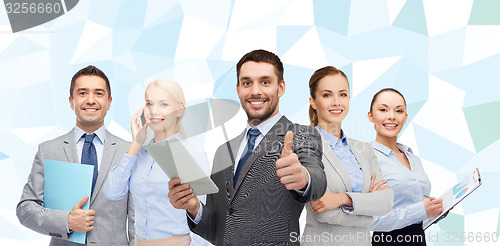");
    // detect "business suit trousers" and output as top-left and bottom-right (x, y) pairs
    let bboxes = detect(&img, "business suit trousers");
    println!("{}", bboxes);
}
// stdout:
(372, 223), (426, 246)
(135, 234), (191, 246)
